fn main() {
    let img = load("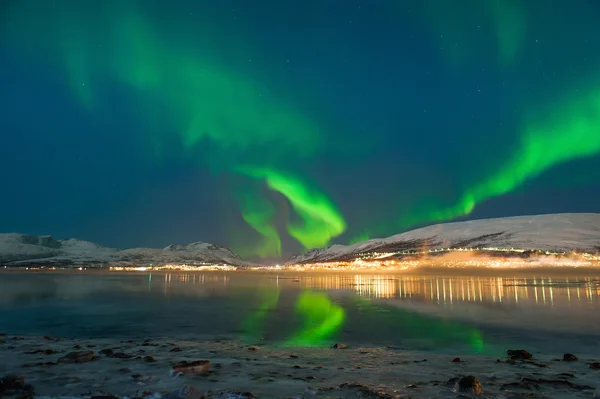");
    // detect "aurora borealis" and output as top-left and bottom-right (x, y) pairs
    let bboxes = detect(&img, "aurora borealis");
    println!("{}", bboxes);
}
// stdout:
(1, 1), (600, 258)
